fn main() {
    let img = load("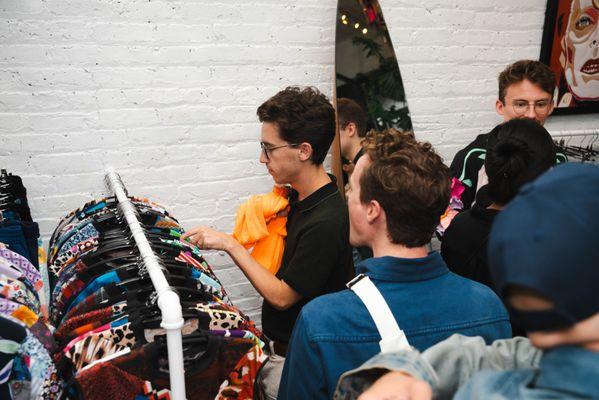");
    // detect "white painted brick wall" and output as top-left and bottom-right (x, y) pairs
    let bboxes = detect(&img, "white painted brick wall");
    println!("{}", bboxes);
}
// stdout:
(1, 0), (596, 324)
(383, 0), (598, 162)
